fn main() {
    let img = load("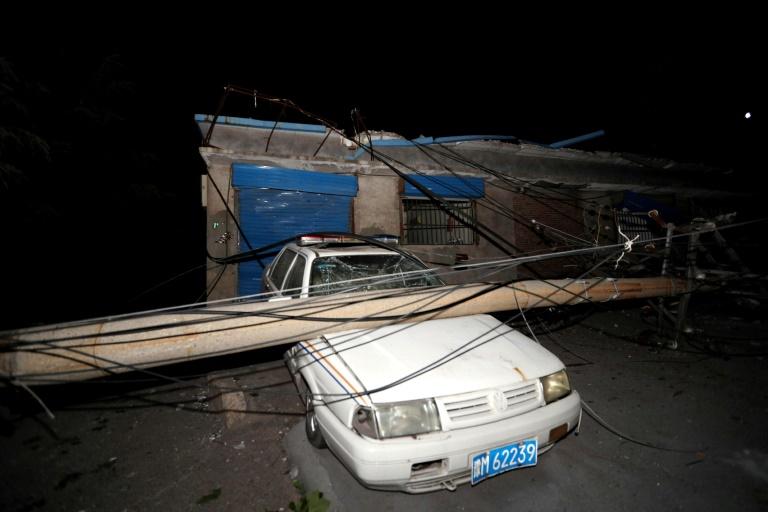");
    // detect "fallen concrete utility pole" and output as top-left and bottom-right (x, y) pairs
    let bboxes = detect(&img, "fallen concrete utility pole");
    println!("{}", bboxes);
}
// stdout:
(1, 277), (686, 383)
